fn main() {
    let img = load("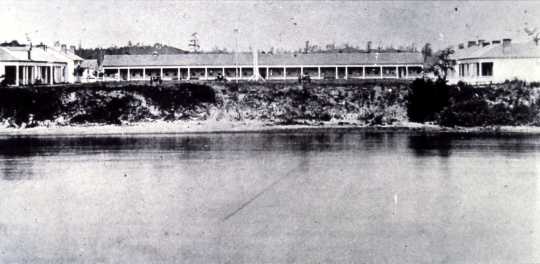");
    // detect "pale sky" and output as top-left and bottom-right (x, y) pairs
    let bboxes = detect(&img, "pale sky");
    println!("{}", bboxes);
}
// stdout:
(1, 0), (540, 51)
